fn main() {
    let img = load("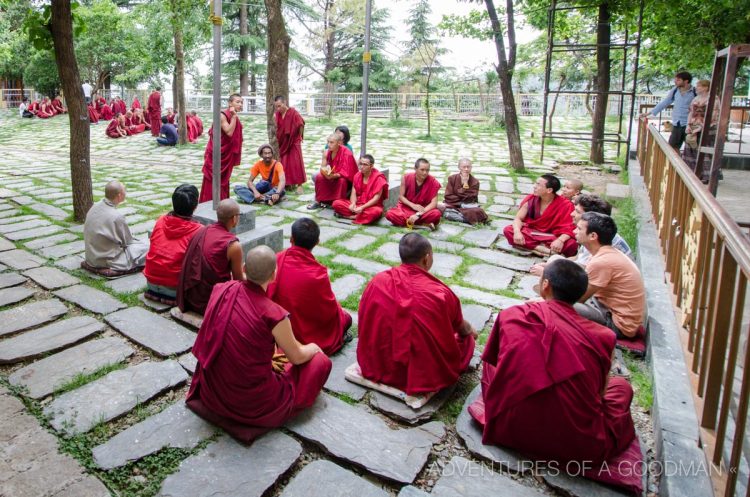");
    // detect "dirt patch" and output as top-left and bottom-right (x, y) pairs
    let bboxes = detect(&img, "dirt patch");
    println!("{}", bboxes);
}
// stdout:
(553, 162), (623, 196)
